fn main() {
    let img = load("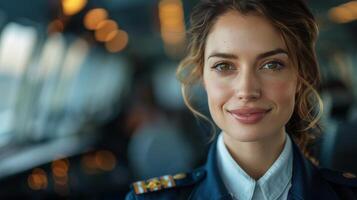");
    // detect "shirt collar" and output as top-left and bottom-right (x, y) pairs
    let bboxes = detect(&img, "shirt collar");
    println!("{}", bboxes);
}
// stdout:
(190, 133), (340, 200)
(216, 132), (293, 200)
